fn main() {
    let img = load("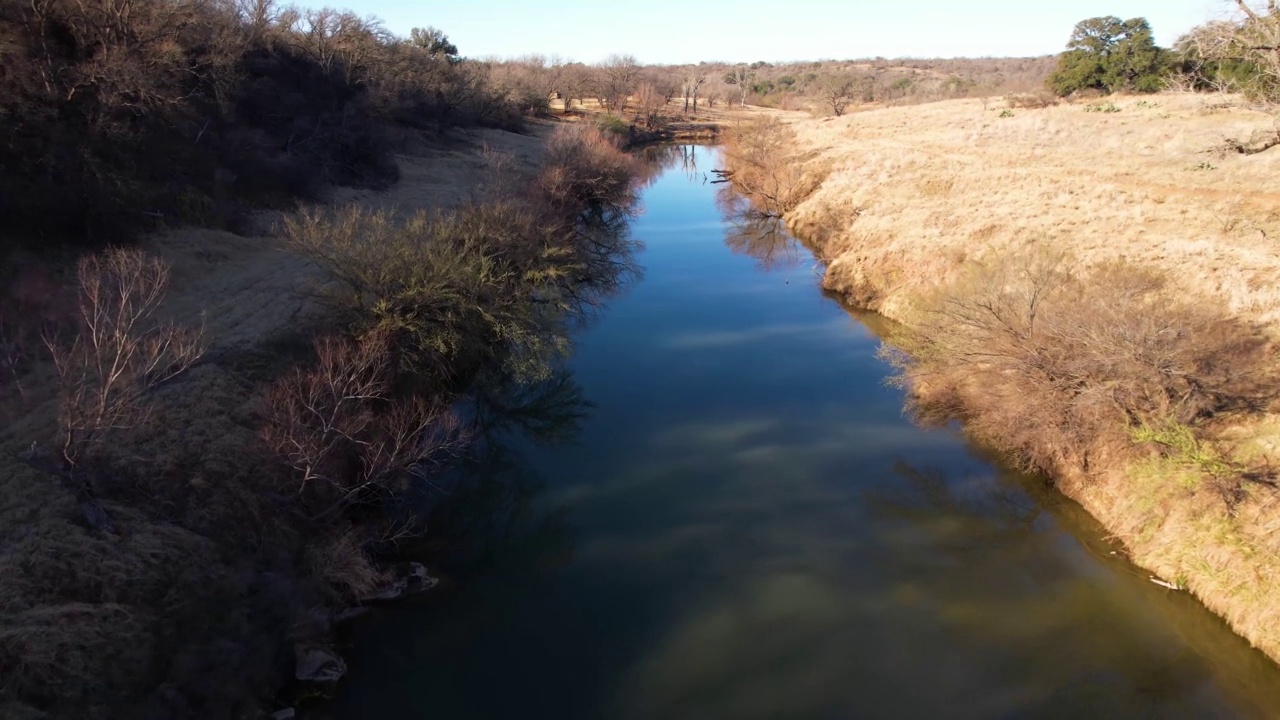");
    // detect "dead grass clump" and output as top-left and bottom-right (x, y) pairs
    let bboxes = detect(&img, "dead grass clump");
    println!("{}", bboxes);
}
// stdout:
(1004, 92), (1059, 109)
(885, 247), (1274, 477)
(305, 528), (392, 602)
(721, 118), (831, 216)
